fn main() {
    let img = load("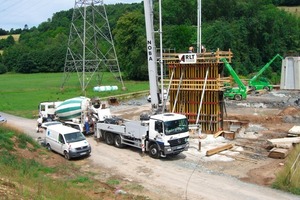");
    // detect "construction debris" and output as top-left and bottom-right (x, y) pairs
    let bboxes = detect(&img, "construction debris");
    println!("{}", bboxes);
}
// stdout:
(267, 137), (300, 149)
(268, 148), (289, 159)
(206, 143), (234, 156)
(288, 126), (300, 136)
